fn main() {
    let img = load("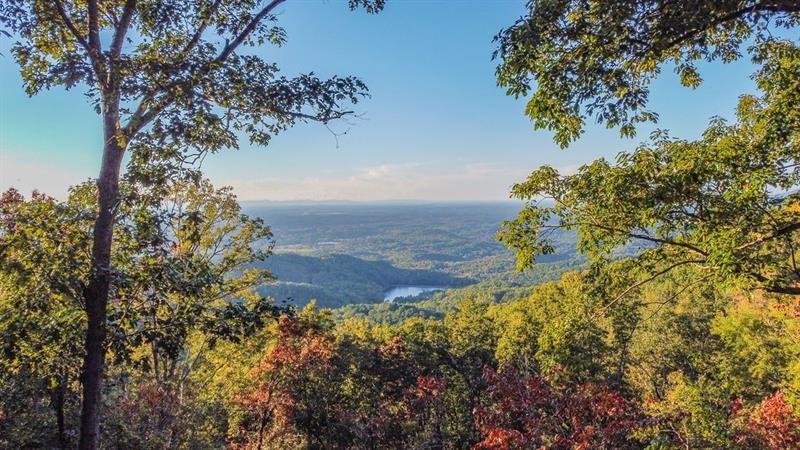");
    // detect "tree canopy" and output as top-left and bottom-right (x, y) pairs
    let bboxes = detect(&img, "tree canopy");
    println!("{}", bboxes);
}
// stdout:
(1, 0), (800, 448)
(499, 38), (800, 297)
(495, 0), (800, 147)
(1, 0), (383, 157)
(0, 178), (284, 447)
